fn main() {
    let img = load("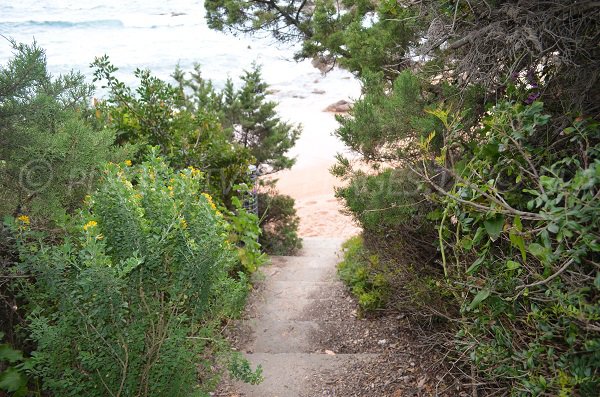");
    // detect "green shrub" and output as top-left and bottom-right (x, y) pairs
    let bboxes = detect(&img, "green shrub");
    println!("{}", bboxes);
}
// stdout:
(335, 70), (442, 162)
(218, 65), (301, 174)
(334, 167), (431, 236)
(334, 167), (452, 318)
(14, 153), (259, 397)
(227, 187), (267, 273)
(433, 102), (600, 395)
(0, 41), (130, 357)
(0, 41), (128, 222)
(0, 332), (32, 396)
(257, 190), (302, 255)
(337, 236), (388, 312)
(92, 59), (299, 198)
